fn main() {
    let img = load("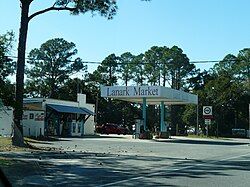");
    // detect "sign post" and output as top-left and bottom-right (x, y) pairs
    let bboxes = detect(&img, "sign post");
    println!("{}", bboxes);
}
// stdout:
(203, 106), (213, 136)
